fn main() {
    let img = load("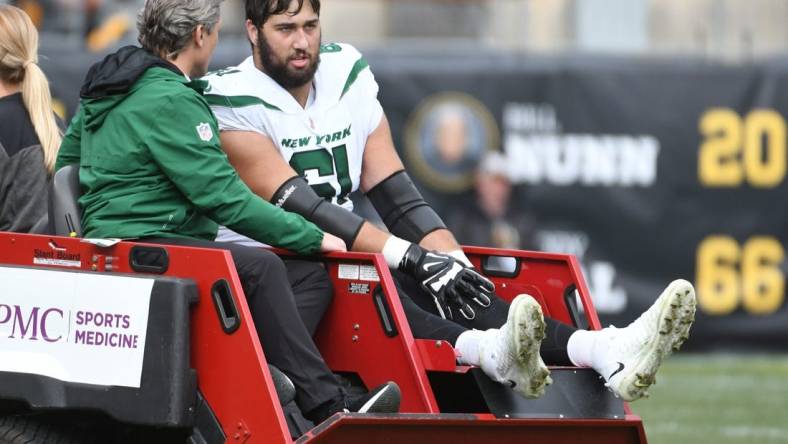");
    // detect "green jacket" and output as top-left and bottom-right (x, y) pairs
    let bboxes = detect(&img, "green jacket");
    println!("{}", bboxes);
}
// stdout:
(56, 47), (323, 254)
